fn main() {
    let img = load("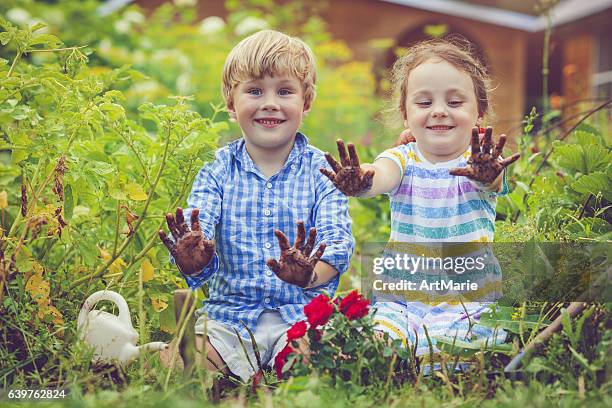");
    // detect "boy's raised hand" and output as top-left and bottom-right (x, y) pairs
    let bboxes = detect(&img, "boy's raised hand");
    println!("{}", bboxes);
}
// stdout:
(320, 139), (375, 196)
(266, 221), (326, 288)
(449, 127), (520, 184)
(158, 208), (215, 276)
